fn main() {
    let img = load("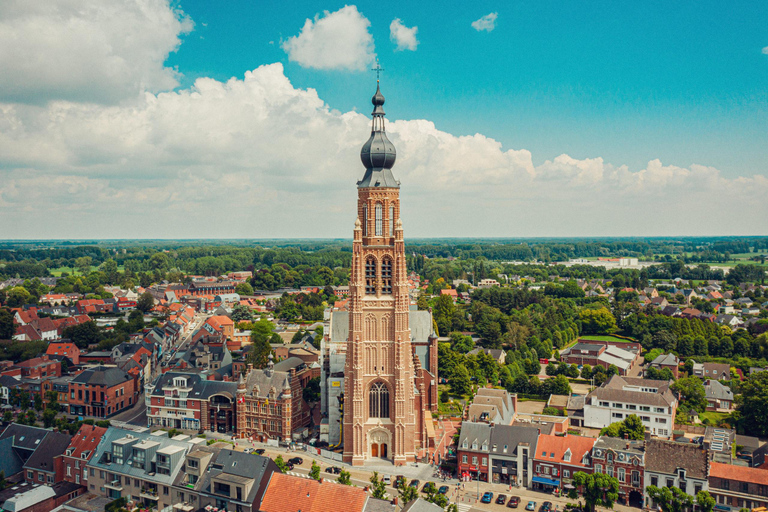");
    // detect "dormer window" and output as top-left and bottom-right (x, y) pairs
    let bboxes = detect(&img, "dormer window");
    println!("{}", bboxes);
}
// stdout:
(482, 443), (488, 451)
(472, 442), (478, 450)
(462, 440), (468, 449)
(563, 449), (571, 462)
(607, 452), (613, 462)
(678, 469), (686, 480)
(503, 445), (508, 453)
(492, 444), (497, 452)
